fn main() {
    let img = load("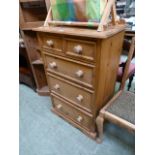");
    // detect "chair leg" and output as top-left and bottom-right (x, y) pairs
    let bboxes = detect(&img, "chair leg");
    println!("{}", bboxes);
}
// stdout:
(96, 115), (104, 143)
(128, 74), (134, 91)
